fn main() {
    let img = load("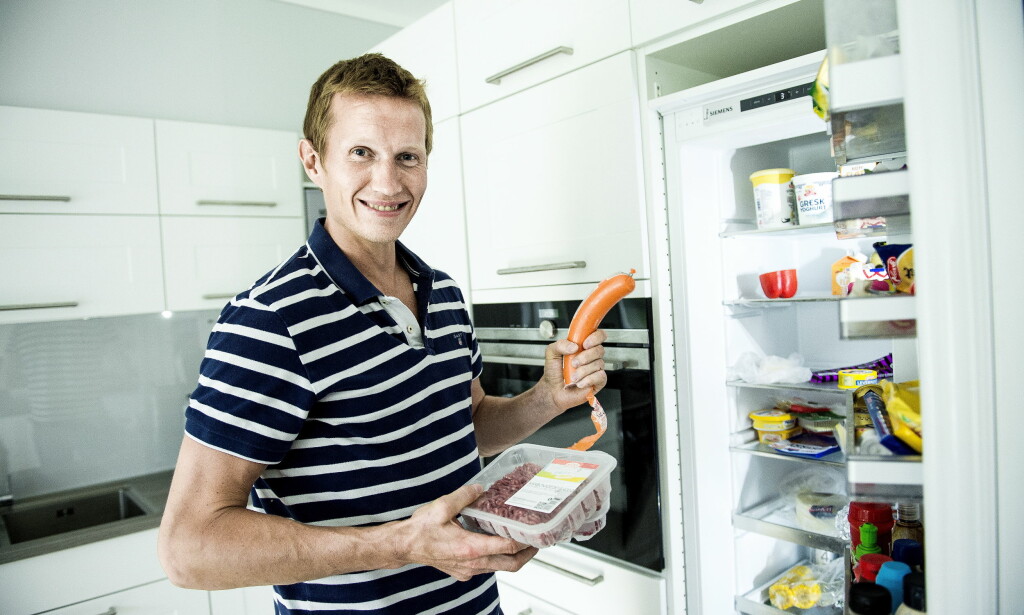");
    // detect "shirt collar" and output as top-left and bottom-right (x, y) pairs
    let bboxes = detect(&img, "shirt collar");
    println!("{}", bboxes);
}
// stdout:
(307, 218), (435, 305)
